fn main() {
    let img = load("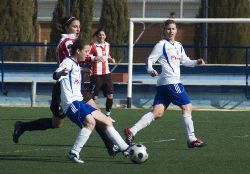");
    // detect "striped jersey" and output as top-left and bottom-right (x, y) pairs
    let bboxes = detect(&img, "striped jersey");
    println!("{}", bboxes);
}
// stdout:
(88, 41), (111, 75)
(55, 57), (83, 112)
(56, 34), (77, 63)
(147, 39), (197, 86)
